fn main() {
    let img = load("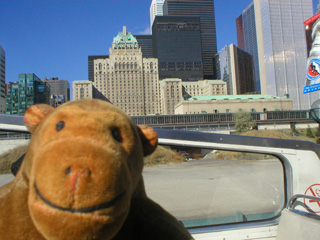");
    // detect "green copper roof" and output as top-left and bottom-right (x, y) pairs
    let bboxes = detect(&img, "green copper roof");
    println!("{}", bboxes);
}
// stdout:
(113, 32), (138, 44)
(188, 95), (288, 101)
(112, 27), (138, 49)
